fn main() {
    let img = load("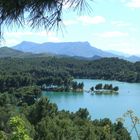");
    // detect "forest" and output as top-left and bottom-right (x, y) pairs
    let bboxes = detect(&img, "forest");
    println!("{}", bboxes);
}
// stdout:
(0, 56), (139, 139)
(0, 57), (140, 92)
